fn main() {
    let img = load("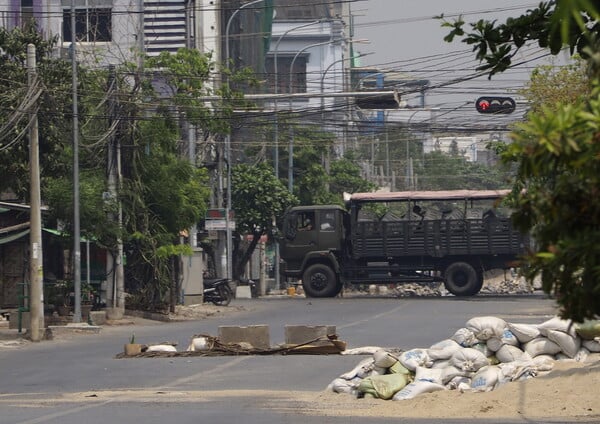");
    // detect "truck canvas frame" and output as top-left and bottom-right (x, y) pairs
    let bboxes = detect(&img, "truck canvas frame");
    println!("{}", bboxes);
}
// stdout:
(279, 190), (530, 298)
